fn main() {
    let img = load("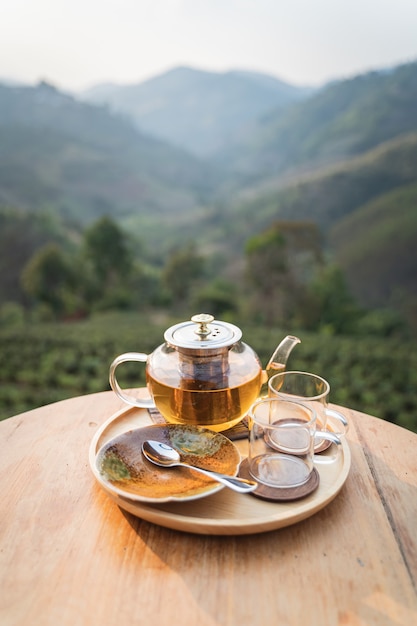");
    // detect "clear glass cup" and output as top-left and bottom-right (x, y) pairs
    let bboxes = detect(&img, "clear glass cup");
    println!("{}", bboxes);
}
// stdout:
(247, 397), (341, 488)
(267, 371), (348, 449)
